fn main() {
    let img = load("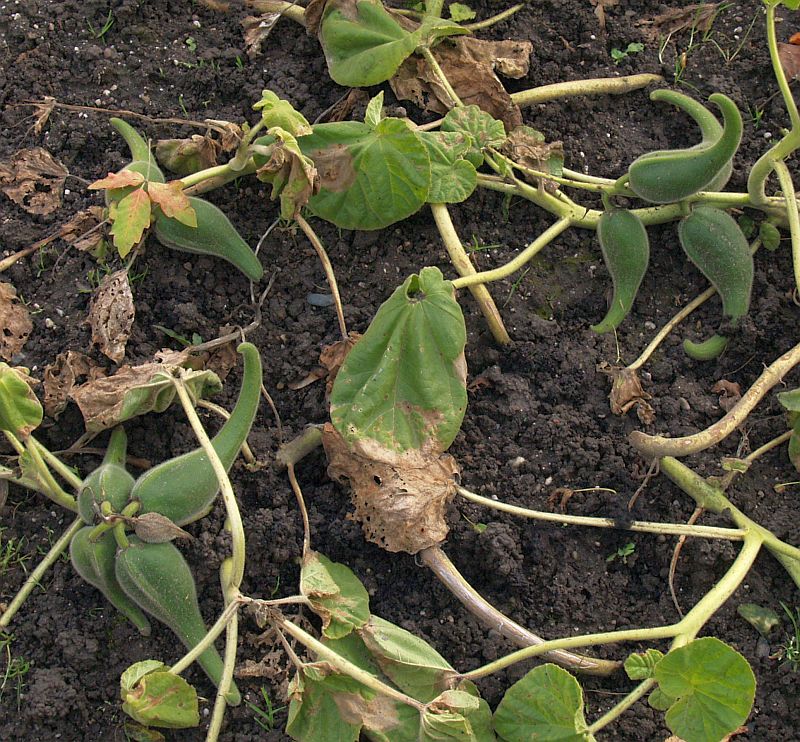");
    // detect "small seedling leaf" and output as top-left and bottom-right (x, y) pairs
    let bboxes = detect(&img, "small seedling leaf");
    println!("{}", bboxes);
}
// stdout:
(121, 667), (199, 729)
(777, 387), (800, 412)
(359, 615), (456, 702)
(441, 105), (506, 166)
(147, 182), (197, 227)
(301, 551), (370, 639)
(253, 89), (312, 136)
(419, 131), (478, 204)
(330, 266), (466, 453)
(0, 282), (32, 362)
(364, 91), (385, 128)
(0, 364), (42, 438)
(624, 648), (664, 680)
(109, 188), (152, 258)
(121, 660), (167, 693)
(492, 663), (594, 741)
(737, 603), (781, 638)
(300, 118), (431, 230)
(759, 222), (781, 251)
(654, 637), (756, 742)
(448, 3), (476, 21)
